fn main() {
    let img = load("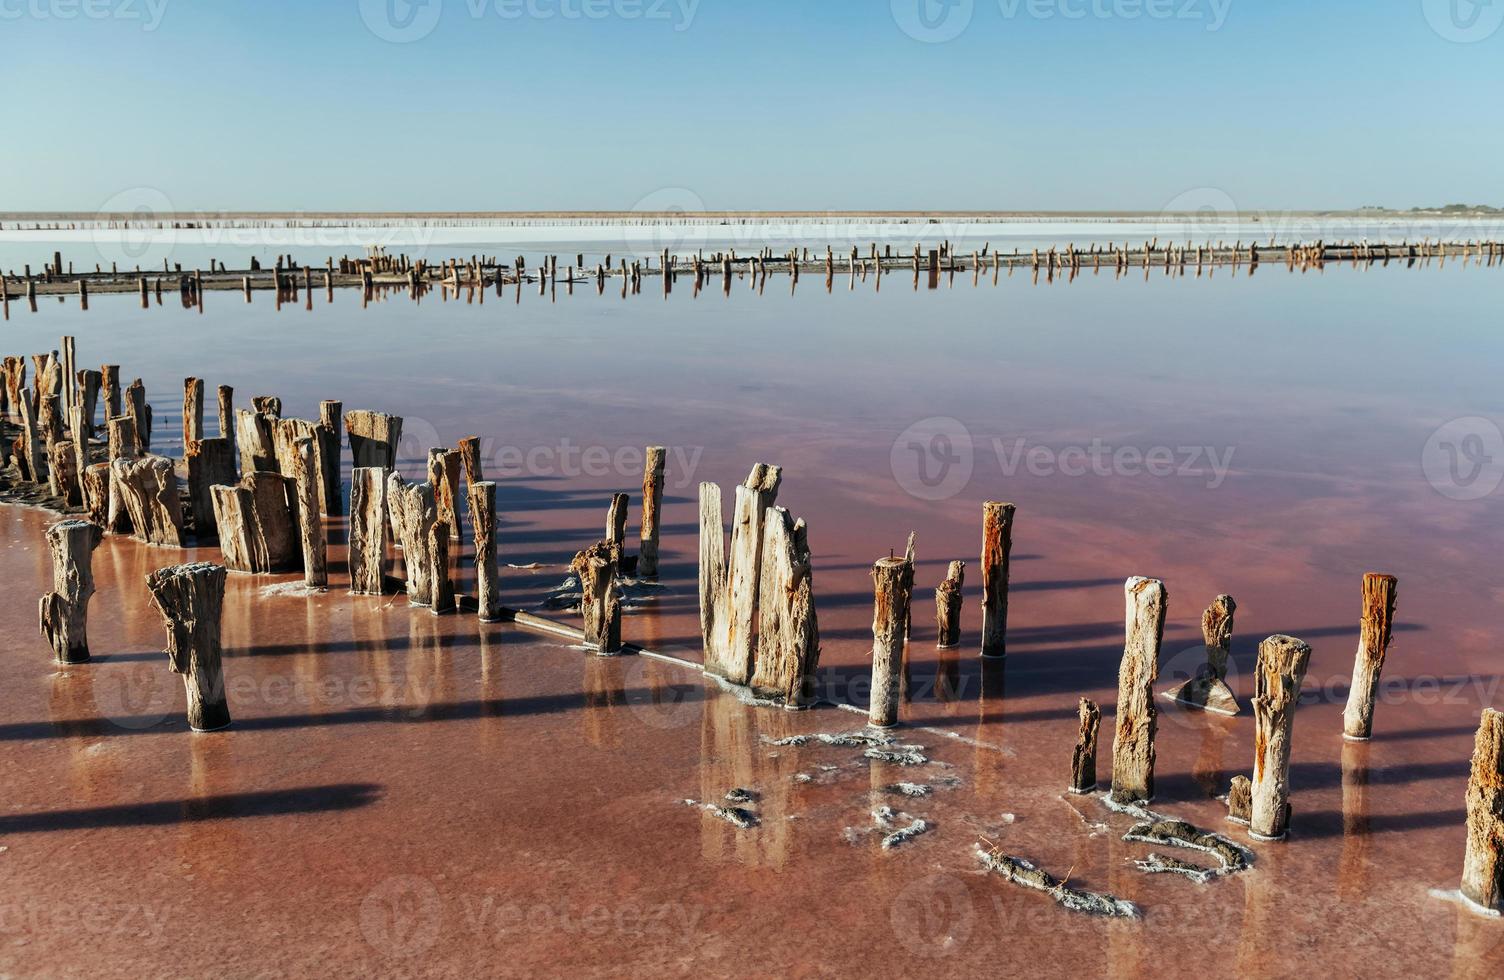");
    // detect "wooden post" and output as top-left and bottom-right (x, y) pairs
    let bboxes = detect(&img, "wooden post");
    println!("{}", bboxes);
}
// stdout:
(236, 408), (278, 473)
(469, 480), (501, 622)
(428, 448), (462, 542)
(38, 519), (102, 664)
(1250, 634), (1313, 841)
(1164, 594), (1240, 714)
(210, 473), (298, 573)
(388, 474), (449, 609)
(317, 400), (343, 517)
(110, 456), (186, 546)
(102, 365), (121, 420)
(1110, 576), (1167, 804)
(60, 336), (75, 412)
(1461, 708), (1504, 914)
(699, 480), (730, 670)
(870, 555), (912, 728)
(980, 502), (1016, 658)
(1342, 573), (1399, 740)
(1070, 698), (1102, 794)
(182, 377), (204, 451)
(348, 467), (389, 595)
(605, 491), (629, 551)
(76, 368), (100, 439)
(457, 435), (484, 486)
(724, 464), (782, 683)
(638, 446), (666, 578)
(185, 437), (236, 541)
(346, 410), (403, 470)
(572, 540), (622, 653)
(125, 378), (151, 454)
(748, 506), (819, 706)
(936, 559), (964, 648)
(292, 437), (327, 588)
(145, 562), (231, 732)
(1227, 775), (1252, 824)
